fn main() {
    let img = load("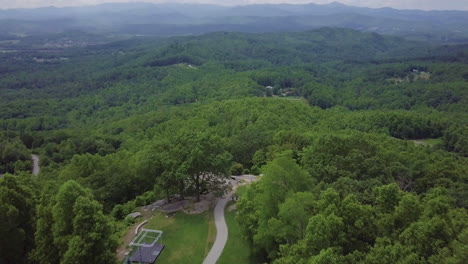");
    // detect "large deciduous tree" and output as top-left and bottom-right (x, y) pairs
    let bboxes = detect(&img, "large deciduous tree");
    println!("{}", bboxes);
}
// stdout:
(176, 131), (232, 202)
(142, 123), (232, 202)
